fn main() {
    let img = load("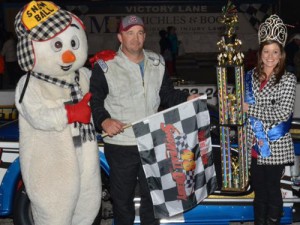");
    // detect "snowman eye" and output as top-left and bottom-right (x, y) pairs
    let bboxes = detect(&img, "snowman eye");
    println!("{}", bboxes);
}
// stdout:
(51, 37), (63, 52)
(71, 36), (80, 50)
